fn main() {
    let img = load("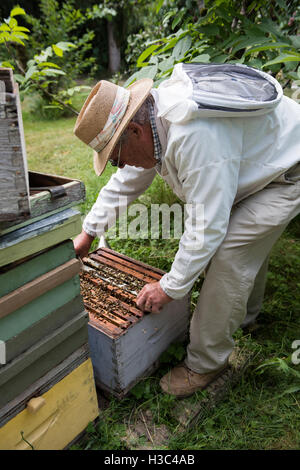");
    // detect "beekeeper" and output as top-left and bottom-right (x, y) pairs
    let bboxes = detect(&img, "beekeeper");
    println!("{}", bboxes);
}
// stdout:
(73, 63), (300, 398)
